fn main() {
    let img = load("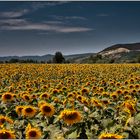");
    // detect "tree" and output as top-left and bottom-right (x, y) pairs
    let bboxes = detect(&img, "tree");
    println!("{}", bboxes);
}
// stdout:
(53, 52), (65, 63)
